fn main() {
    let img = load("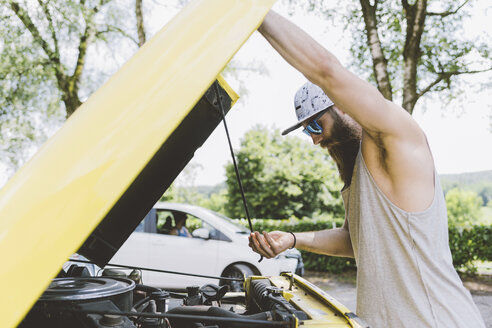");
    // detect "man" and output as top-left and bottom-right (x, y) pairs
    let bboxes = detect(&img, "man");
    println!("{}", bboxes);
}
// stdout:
(248, 10), (485, 328)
